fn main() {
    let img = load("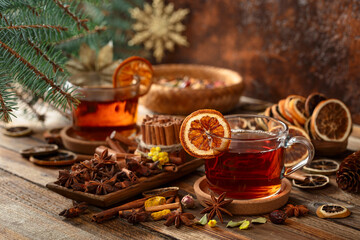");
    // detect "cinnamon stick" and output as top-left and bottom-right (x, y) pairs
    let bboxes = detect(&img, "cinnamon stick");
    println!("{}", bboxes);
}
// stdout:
(164, 123), (175, 145)
(144, 202), (181, 212)
(173, 123), (179, 144)
(92, 197), (148, 223)
(169, 156), (183, 165)
(106, 137), (126, 153)
(154, 124), (161, 145)
(159, 126), (166, 145)
(150, 125), (156, 145)
(96, 146), (137, 158)
(166, 196), (175, 204)
(110, 131), (137, 147)
(145, 124), (151, 144)
(118, 208), (142, 217)
(141, 124), (146, 143)
(163, 164), (178, 172)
